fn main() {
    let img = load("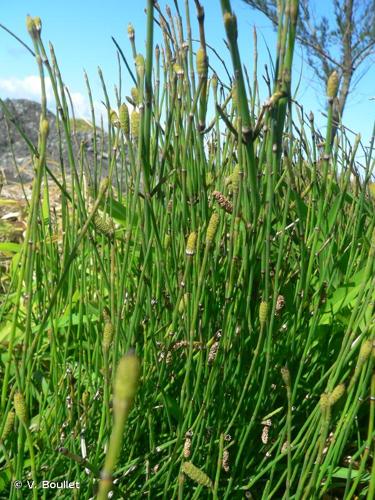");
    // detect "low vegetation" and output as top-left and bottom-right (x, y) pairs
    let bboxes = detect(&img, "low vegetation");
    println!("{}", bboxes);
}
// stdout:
(0, 1), (374, 498)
